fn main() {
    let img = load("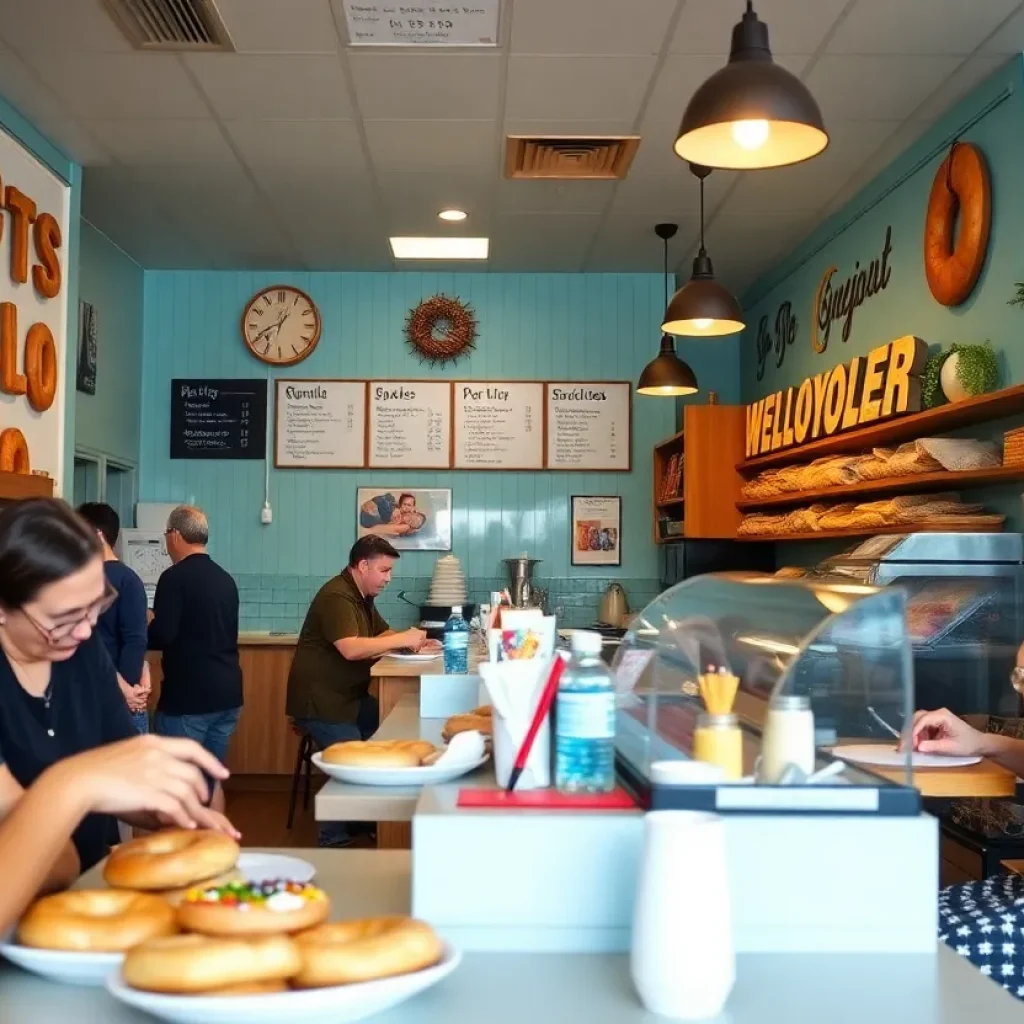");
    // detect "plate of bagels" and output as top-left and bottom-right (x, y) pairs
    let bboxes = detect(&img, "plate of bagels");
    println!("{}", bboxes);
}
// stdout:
(2, 828), (459, 1021)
